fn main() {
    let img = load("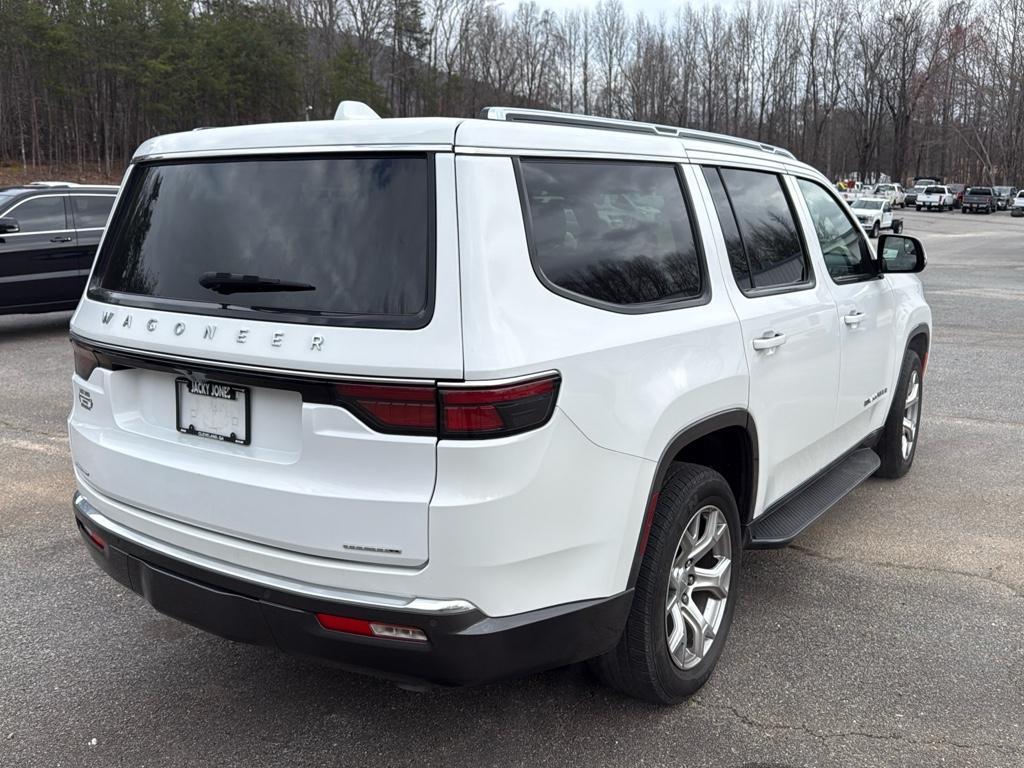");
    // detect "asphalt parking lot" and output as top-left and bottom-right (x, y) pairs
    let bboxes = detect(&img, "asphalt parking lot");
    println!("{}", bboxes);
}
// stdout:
(1, 208), (1022, 768)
